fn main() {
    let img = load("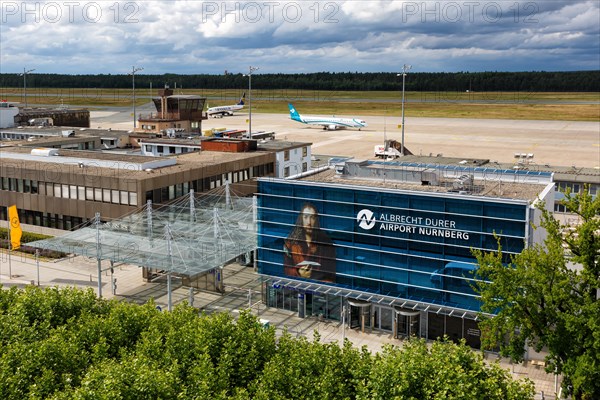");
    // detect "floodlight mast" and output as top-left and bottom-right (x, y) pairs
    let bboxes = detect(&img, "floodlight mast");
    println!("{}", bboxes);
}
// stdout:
(397, 64), (412, 156)
(244, 66), (259, 138)
(130, 66), (143, 129)
(21, 67), (36, 108)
